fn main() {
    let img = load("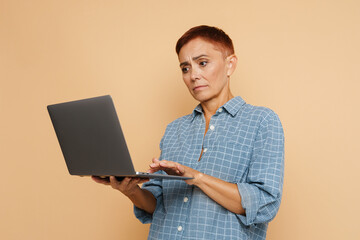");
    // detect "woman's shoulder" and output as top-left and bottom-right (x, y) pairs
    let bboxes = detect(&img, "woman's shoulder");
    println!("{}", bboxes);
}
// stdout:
(159, 113), (194, 147)
(166, 112), (194, 129)
(244, 104), (278, 117)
